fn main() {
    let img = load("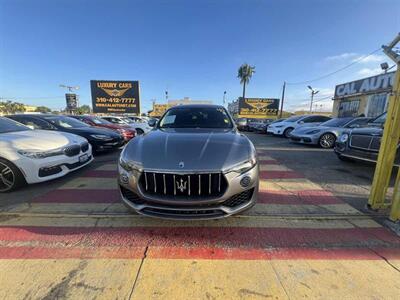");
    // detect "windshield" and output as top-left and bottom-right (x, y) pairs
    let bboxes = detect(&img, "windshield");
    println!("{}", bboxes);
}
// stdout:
(45, 116), (90, 129)
(159, 107), (233, 129)
(370, 112), (387, 125)
(285, 116), (304, 122)
(90, 117), (113, 125)
(320, 118), (352, 127)
(0, 117), (31, 133)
